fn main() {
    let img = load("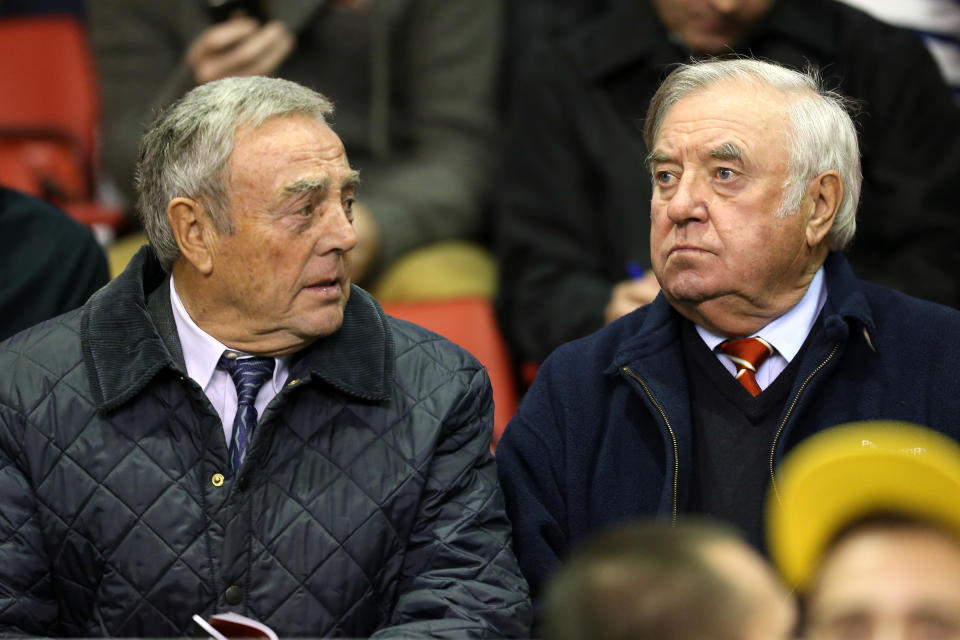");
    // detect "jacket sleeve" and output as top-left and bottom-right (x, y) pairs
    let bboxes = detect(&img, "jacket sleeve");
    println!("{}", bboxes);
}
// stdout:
(495, 47), (613, 364)
(372, 366), (532, 639)
(0, 402), (57, 636)
(493, 359), (570, 607)
(359, 0), (502, 268)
